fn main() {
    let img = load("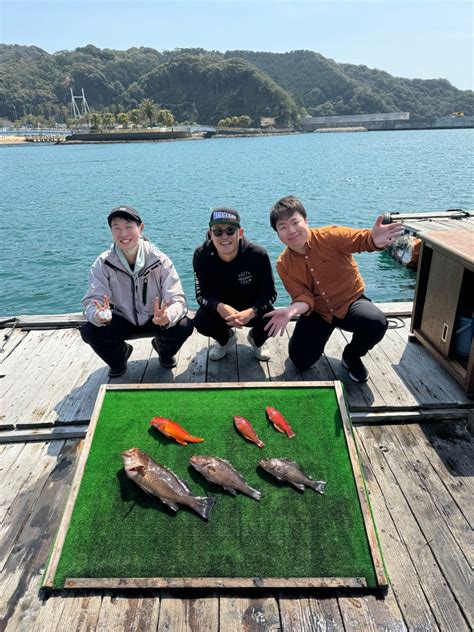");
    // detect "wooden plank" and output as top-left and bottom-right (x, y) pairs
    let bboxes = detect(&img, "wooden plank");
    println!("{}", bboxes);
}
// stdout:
(65, 577), (367, 589)
(206, 332), (239, 383)
(41, 593), (102, 632)
(419, 420), (474, 506)
(109, 337), (153, 384)
(369, 424), (473, 628)
(0, 328), (28, 363)
(0, 441), (78, 630)
(42, 387), (107, 588)
(0, 442), (64, 570)
(174, 330), (209, 384)
(351, 408), (470, 424)
(307, 327), (387, 412)
(55, 347), (108, 423)
(278, 594), (344, 631)
(235, 328), (271, 382)
(384, 320), (465, 407)
(338, 329), (420, 411)
(337, 593), (406, 632)
(94, 592), (161, 631)
(0, 425), (88, 444)
(1, 330), (87, 428)
(334, 382), (387, 588)
(375, 301), (413, 317)
(396, 423), (473, 567)
(0, 443), (37, 524)
(219, 595), (280, 631)
(0, 313), (84, 329)
(157, 592), (217, 631)
(355, 425), (441, 631)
